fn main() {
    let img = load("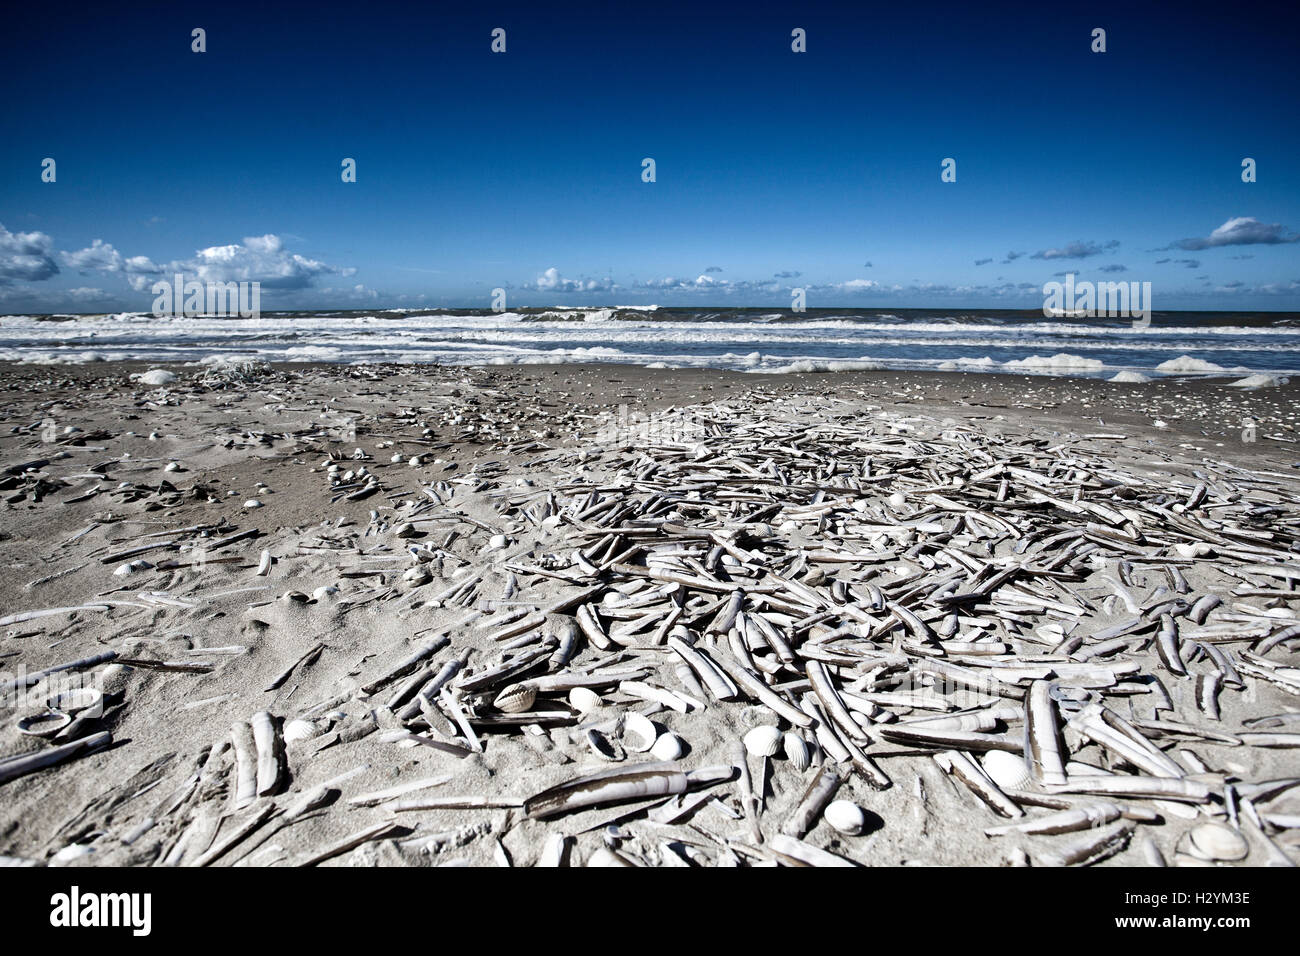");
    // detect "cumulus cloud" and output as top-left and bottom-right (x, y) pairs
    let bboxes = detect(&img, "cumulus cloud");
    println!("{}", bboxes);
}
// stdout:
(1031, 240), (1120, 260)
(1170, 216), (1298, 251)
(640, 274), (729, 290)
(0, 223), (59, 283)
(527, 267), (616, 293)
(58, 233), (346, 293)
(178, 234), (348, 290)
